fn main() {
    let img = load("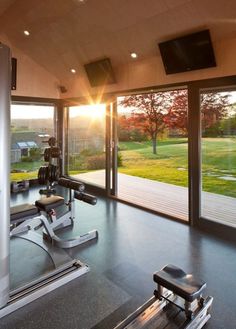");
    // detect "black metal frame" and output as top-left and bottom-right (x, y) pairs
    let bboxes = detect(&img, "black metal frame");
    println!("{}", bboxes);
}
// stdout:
(11, 75), (236, 241)
(11, 96), (62, 183)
